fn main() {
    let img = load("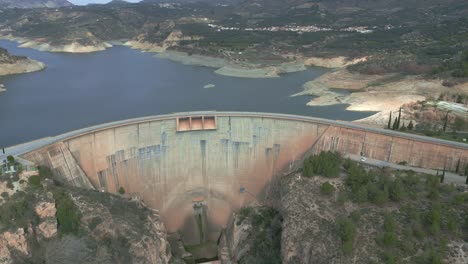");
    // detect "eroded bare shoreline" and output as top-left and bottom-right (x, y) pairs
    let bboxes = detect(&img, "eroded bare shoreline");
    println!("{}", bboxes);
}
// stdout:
(1, 35), (466, 126)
